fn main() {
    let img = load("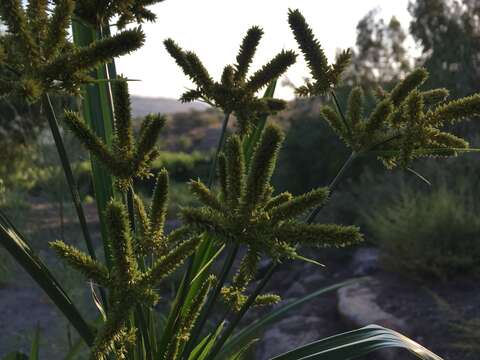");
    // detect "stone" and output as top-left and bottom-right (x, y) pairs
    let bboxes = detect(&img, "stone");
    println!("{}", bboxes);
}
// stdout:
(351, 247), (380, 276)
(337, 276), (411, 360)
